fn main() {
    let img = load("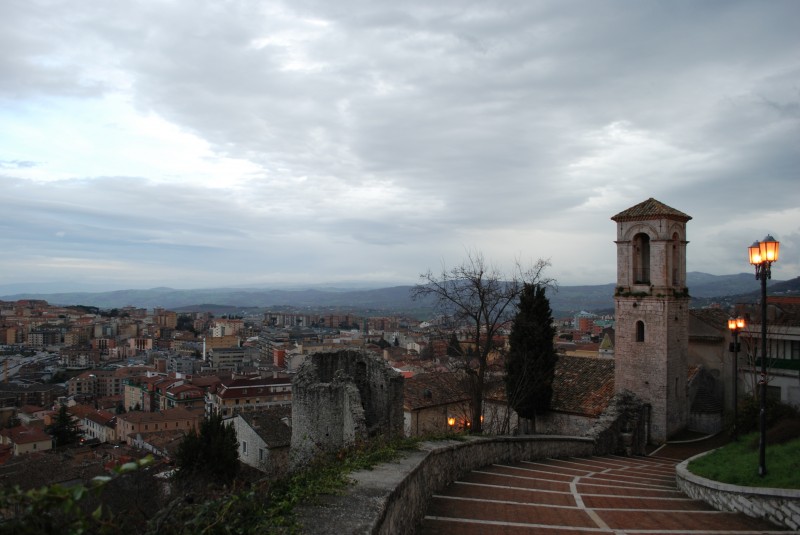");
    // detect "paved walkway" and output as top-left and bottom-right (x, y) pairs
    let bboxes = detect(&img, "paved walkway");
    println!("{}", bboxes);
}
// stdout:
(419, 443), (787, 534)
